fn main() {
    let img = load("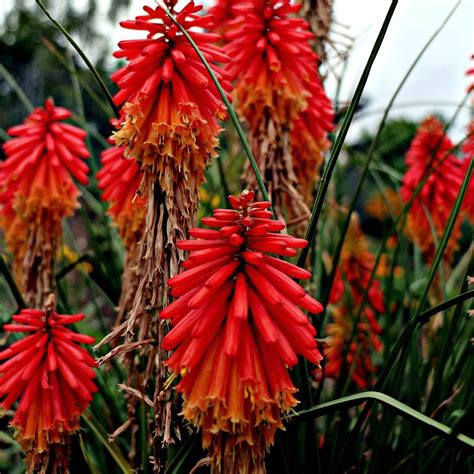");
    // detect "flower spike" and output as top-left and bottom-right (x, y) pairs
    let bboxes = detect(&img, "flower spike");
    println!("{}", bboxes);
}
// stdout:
(0, 98), (89, 306)
(163, 191), (323, 473)
(0, 294), (97, 472)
